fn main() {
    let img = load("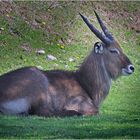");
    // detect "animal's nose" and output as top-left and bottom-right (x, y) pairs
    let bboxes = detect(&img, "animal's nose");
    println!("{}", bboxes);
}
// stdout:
(128, 64), (134, 73)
